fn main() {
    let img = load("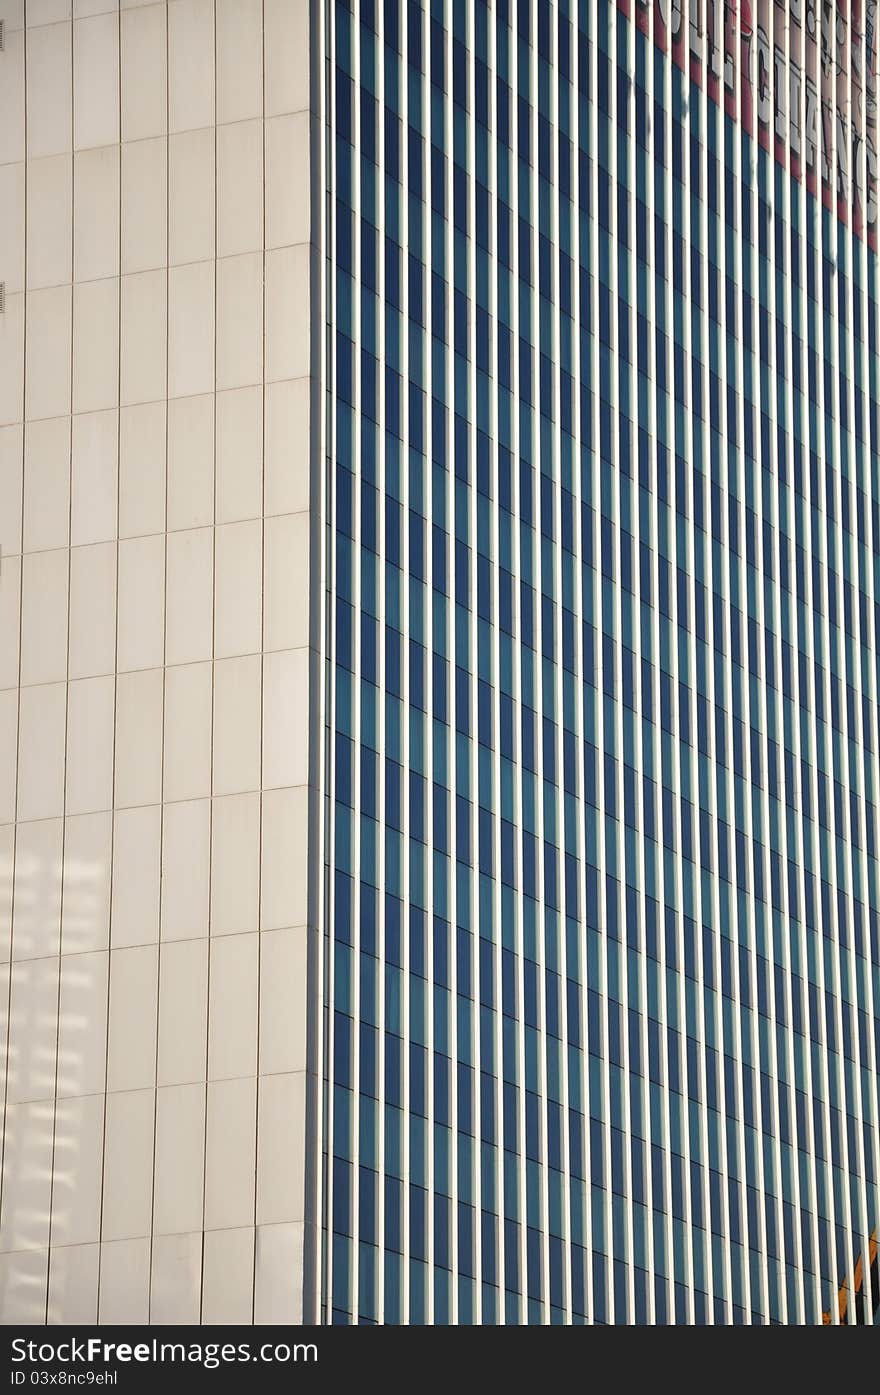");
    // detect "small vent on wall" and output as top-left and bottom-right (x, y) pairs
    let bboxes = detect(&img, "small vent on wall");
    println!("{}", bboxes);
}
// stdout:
(0, 20), (5, 51)
(0, 284), (5, 315)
